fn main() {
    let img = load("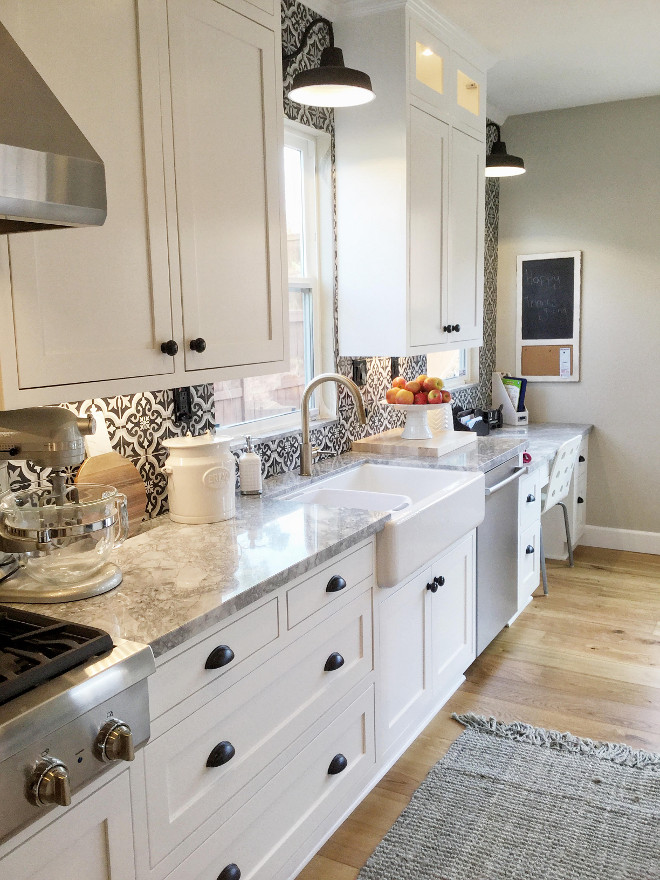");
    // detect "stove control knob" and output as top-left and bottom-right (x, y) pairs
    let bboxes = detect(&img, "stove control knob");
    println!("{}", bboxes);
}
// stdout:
(29, 757), (72, 808)
(95, 718), (135, 763)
